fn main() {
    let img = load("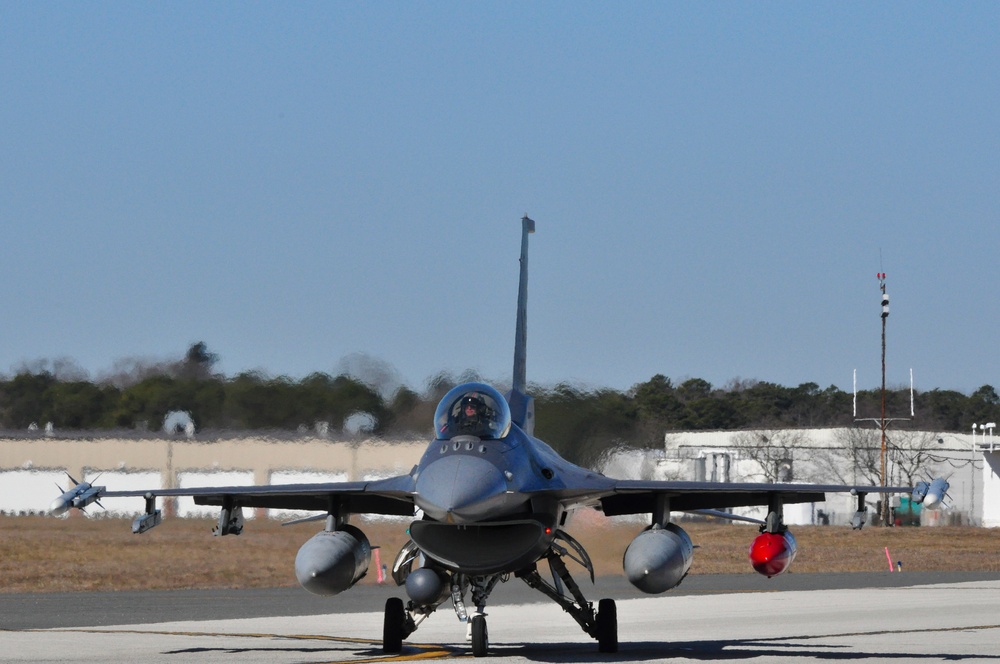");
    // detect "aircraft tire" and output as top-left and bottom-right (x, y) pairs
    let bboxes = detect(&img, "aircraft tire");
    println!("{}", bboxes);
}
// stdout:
(383, 597), (405, 653)
(596, 598), (618, 653)
(471, 614), (489, 657)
